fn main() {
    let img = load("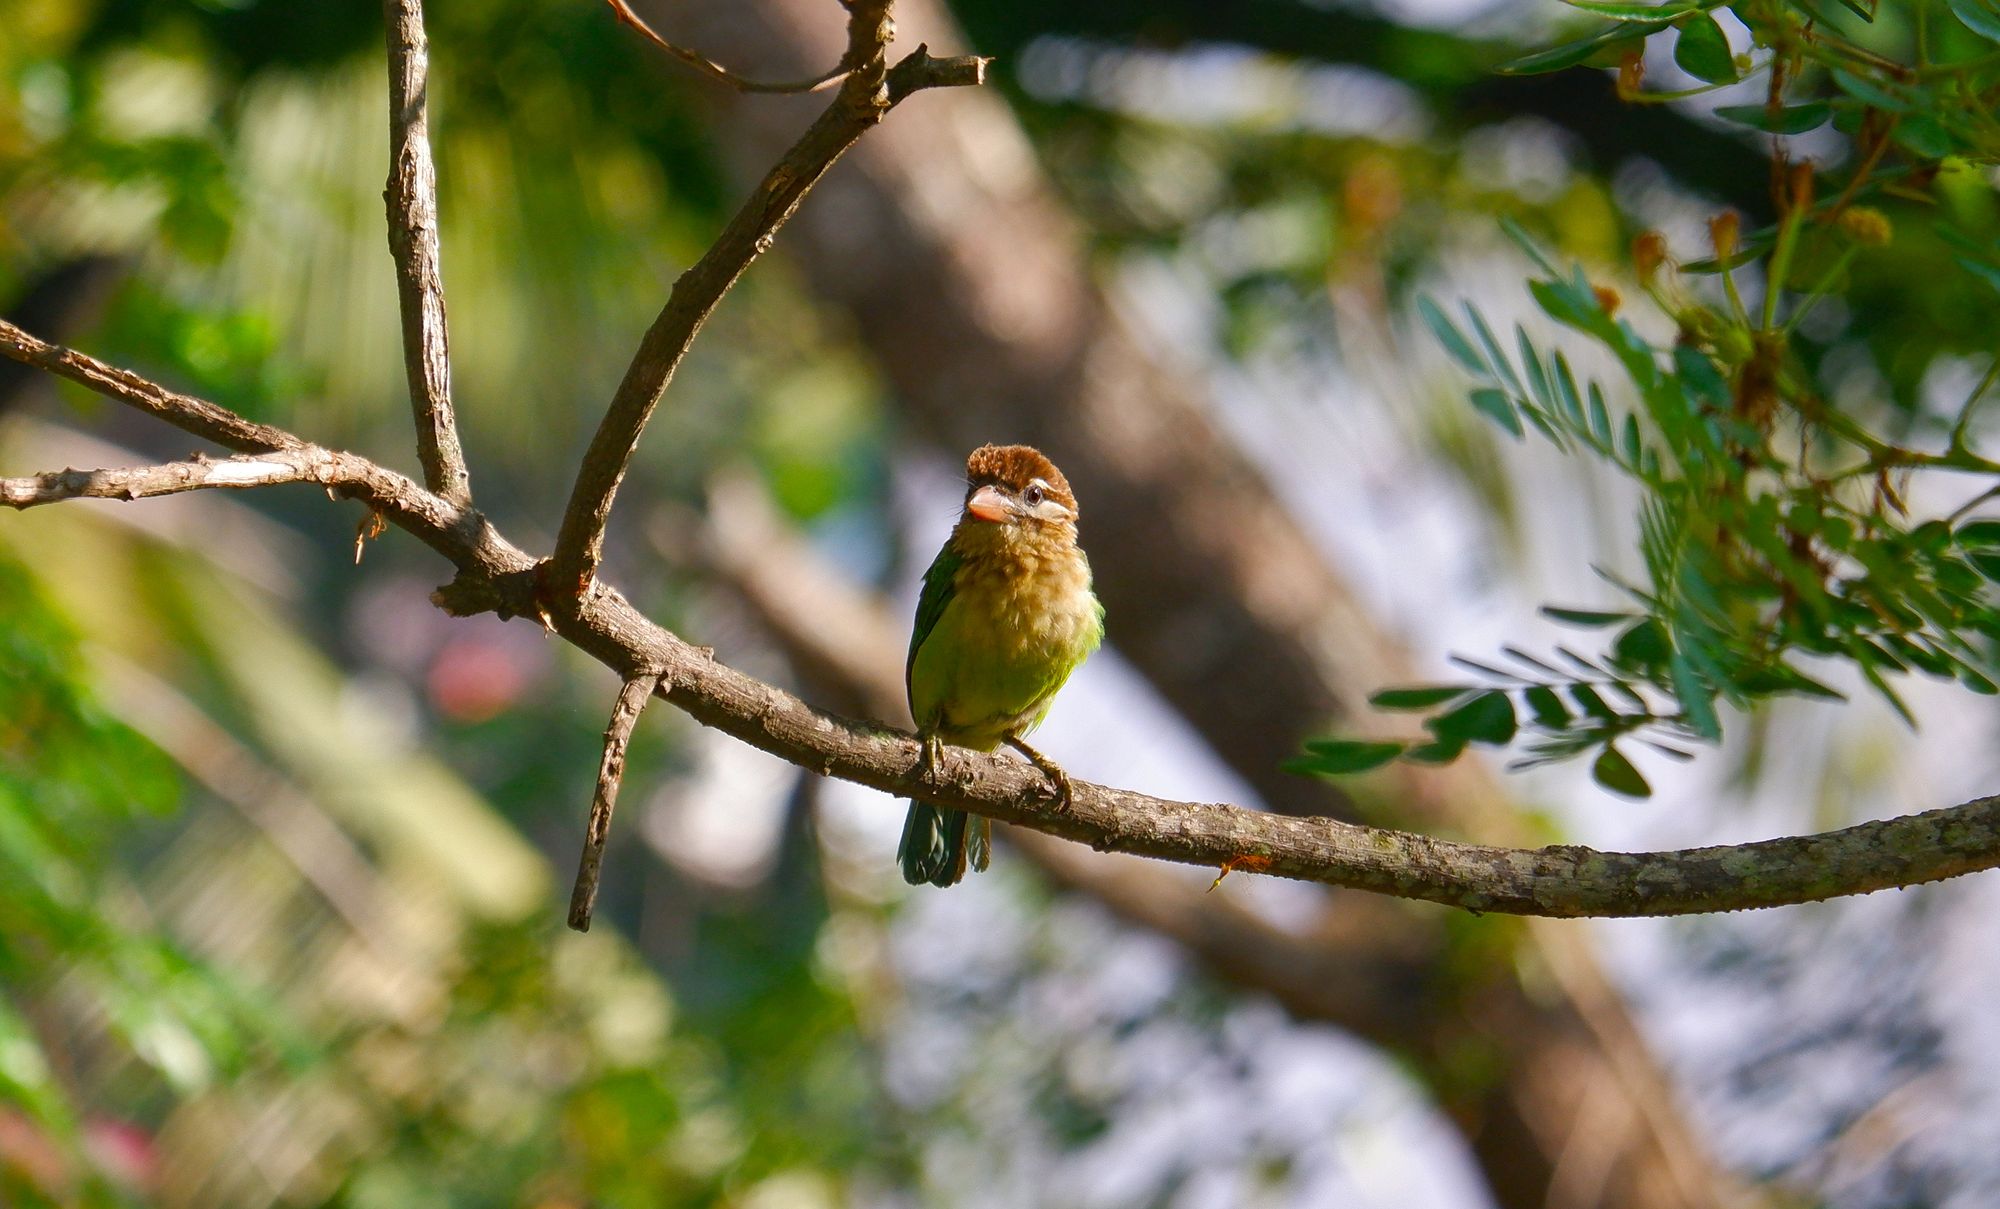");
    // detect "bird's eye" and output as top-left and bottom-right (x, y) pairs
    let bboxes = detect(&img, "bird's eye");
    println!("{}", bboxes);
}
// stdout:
(1024, 484), (1045, 506)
